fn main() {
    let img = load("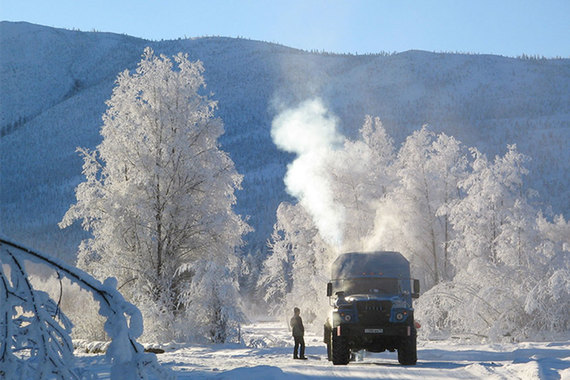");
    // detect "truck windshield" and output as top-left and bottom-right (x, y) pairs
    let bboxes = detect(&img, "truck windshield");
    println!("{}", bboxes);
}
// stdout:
(333, 278), (399, 296)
